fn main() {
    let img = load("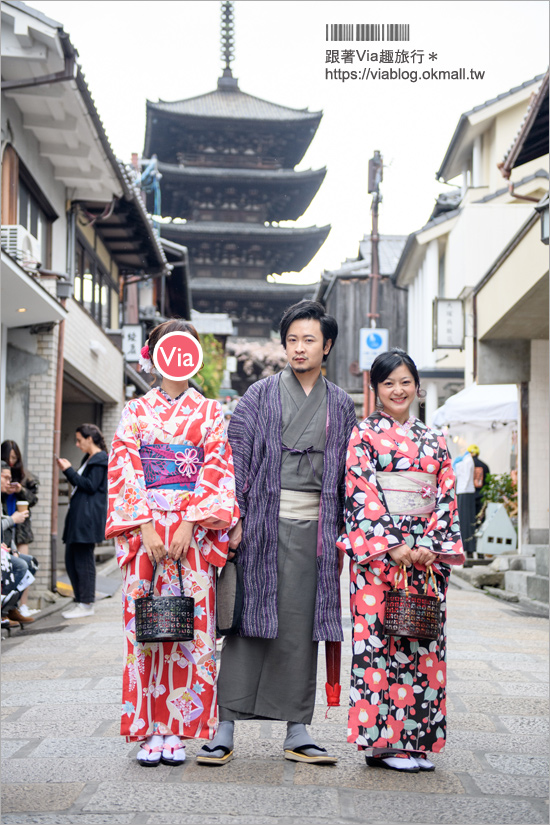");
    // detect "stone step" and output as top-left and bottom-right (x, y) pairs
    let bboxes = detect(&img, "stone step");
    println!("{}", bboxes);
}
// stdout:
(504, 570), (549, 603)
(519, 543), (548, 557)
(509, 556), (537, 572)
(535, 546), (549, 578)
